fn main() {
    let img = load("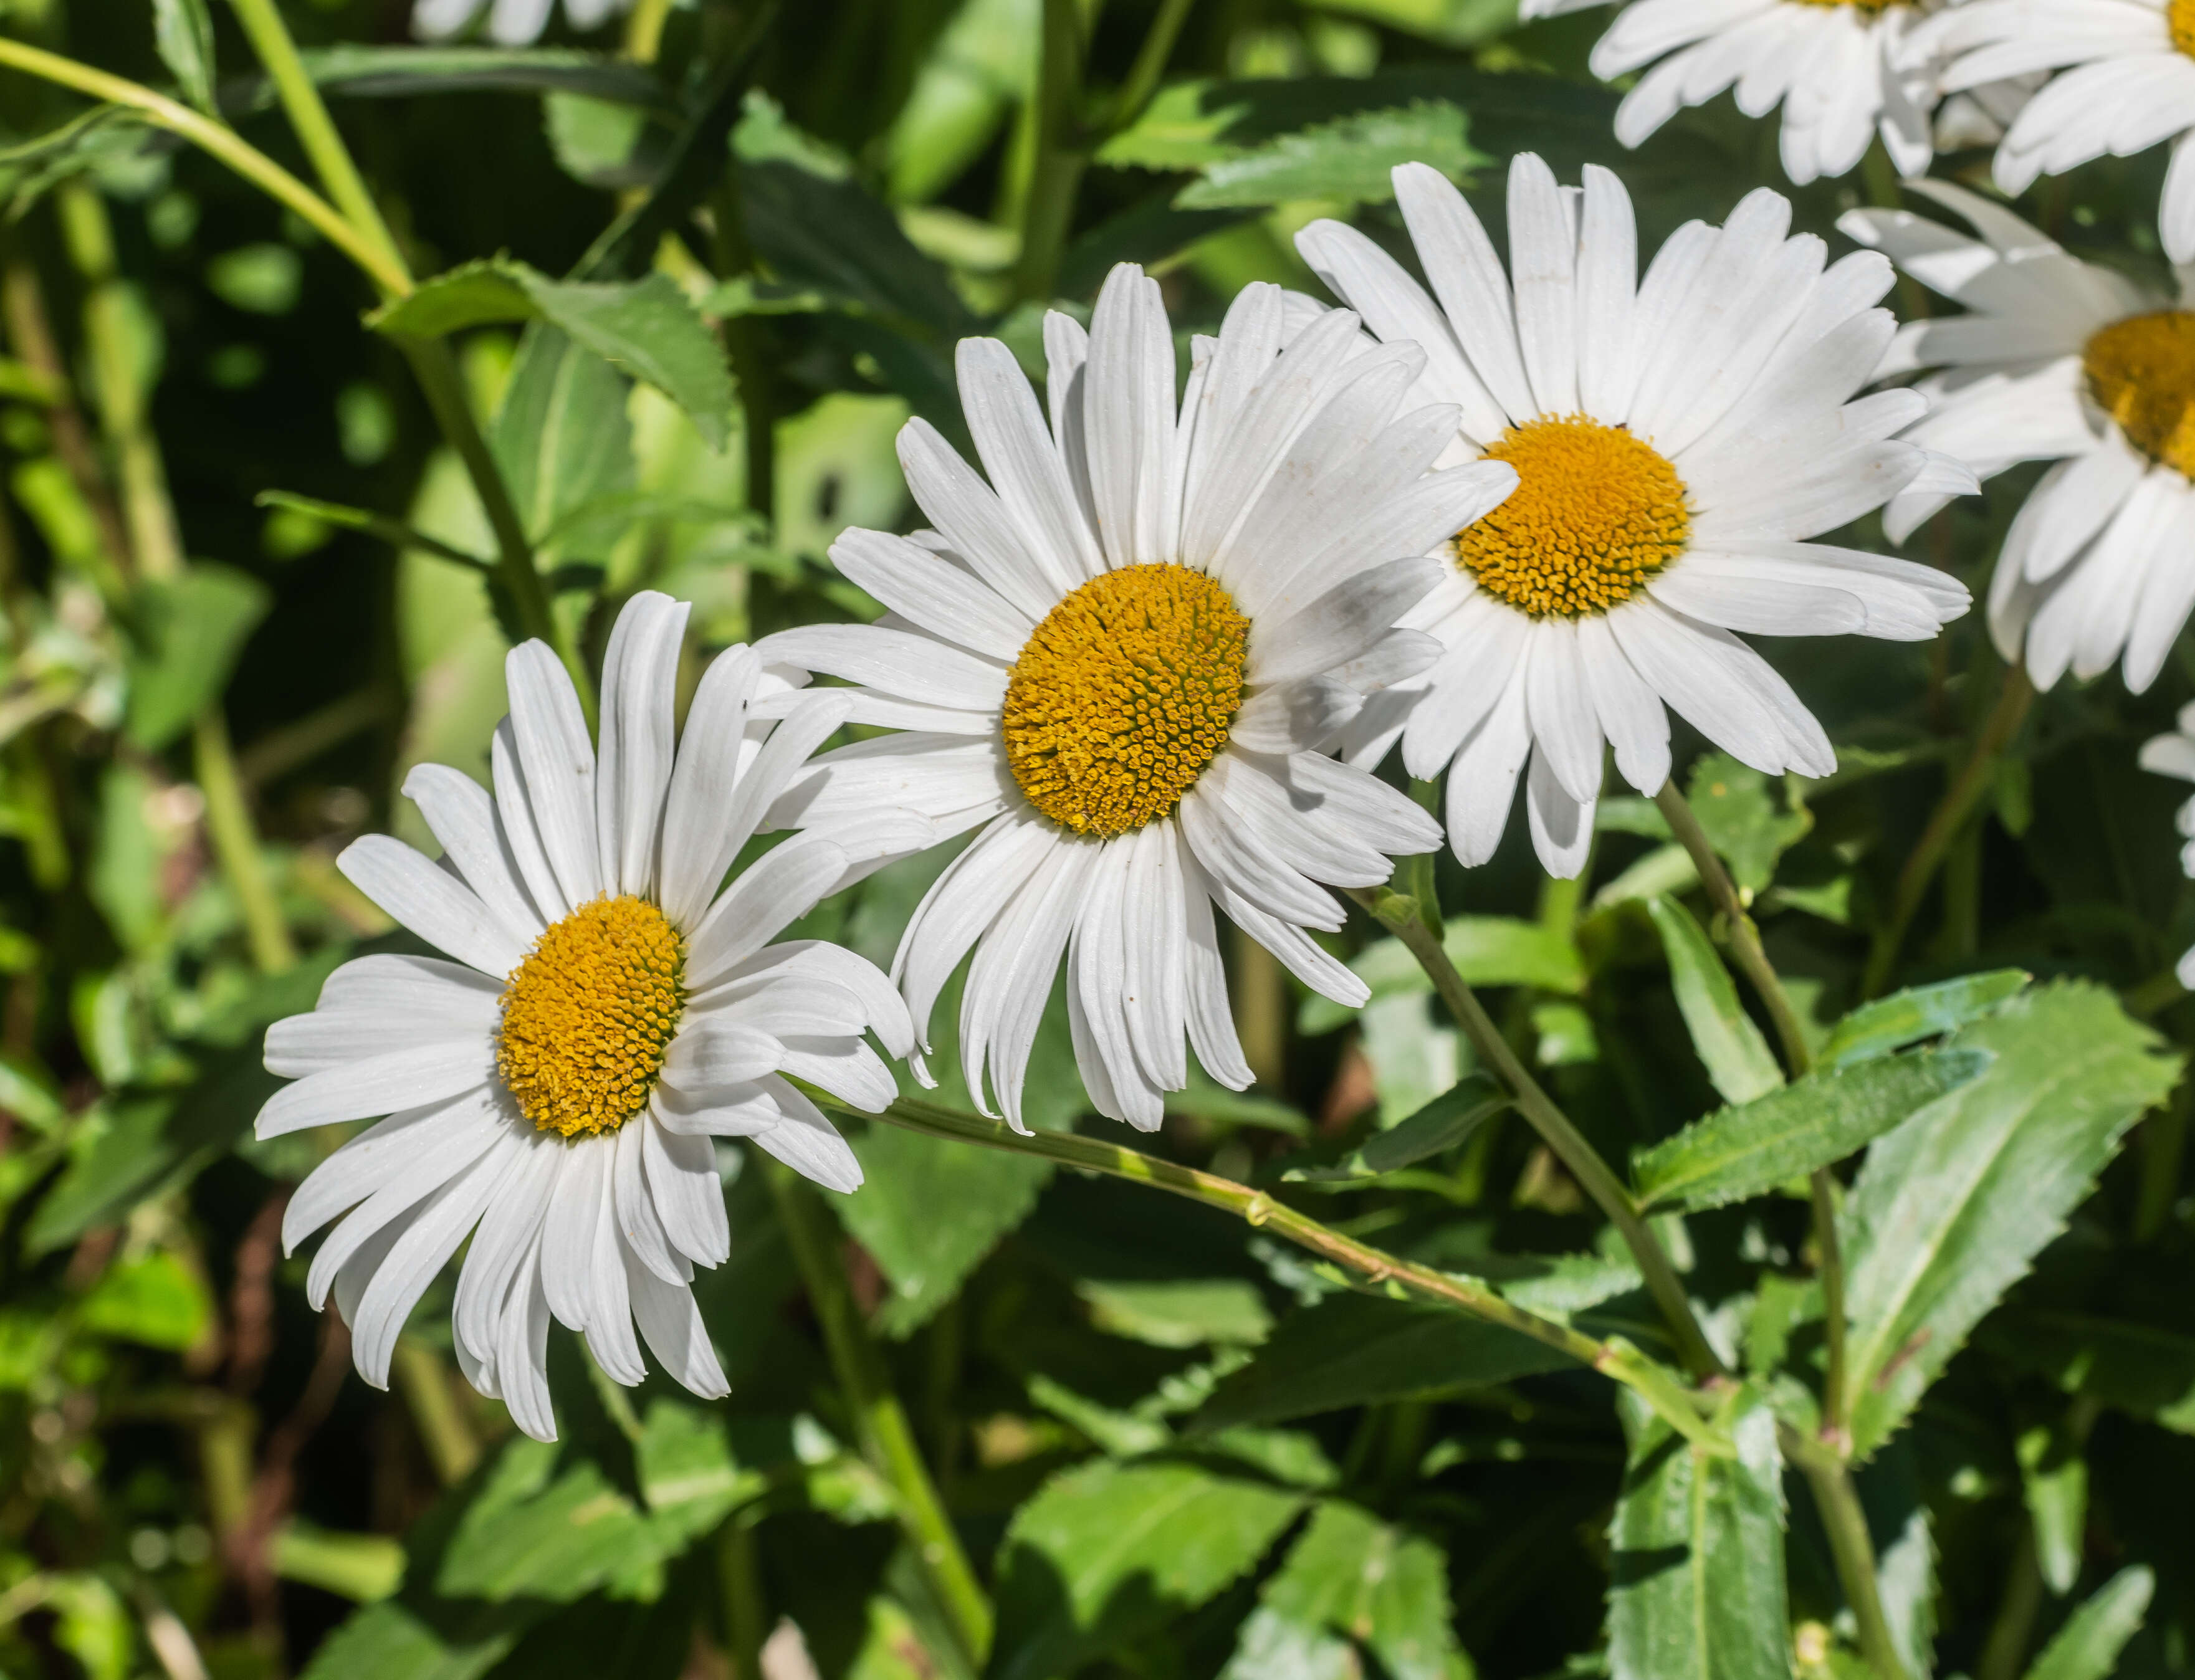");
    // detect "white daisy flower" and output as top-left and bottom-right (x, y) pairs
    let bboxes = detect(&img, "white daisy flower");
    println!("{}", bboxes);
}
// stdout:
(754, 263), (1507, 1132)
(1926, 0), (2195, 264)
(1517, 0), (1955, 186)
(258, 592), (923, 1442)
(1842, 180), (2195, 692)
(412, 0), (623, 46)
(1294, 155), (1973, 877)
(2140, 701), (2195, 986)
